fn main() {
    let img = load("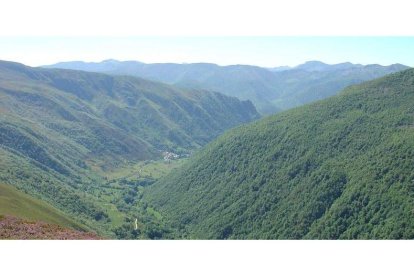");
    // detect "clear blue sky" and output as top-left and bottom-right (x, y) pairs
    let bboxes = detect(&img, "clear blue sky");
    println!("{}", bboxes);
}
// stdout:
(1, 37), (413, 67)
